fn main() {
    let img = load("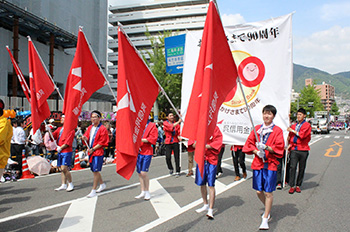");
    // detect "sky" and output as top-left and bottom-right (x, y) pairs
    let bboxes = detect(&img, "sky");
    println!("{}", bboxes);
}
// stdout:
(109, 0), (350, 74)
